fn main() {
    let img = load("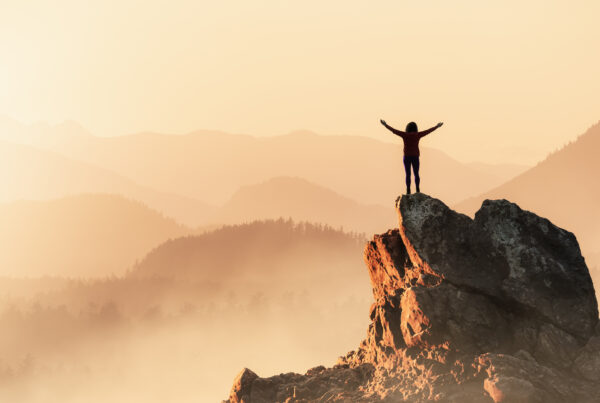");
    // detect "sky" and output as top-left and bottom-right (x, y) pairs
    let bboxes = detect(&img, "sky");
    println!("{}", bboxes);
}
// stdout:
(1, 1), (599, 164)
